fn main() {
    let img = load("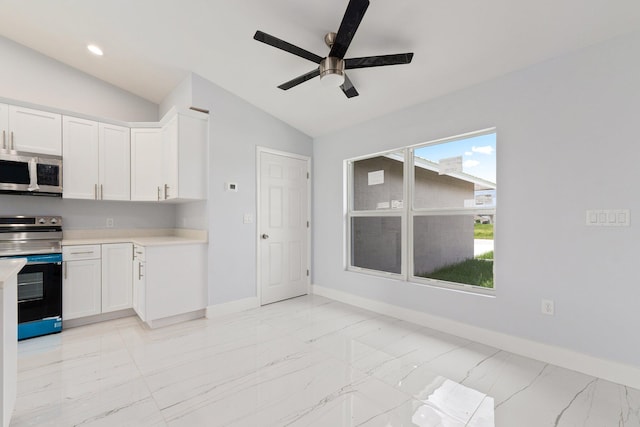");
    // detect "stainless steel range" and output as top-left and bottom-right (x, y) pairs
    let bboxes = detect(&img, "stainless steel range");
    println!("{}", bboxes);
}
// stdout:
(0, 216), (63, 340)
